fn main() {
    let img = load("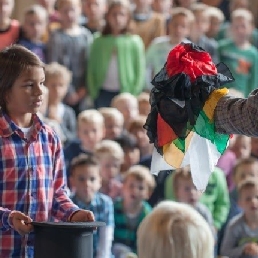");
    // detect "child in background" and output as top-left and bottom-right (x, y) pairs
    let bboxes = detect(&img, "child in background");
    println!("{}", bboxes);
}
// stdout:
(113, 165), (155, 257)
(145, 7), (193, 89)
(81, 0), (107, 34)
(64, 109), (105, 179)
(111, 93), (139, 130)
(0, 0), (20, 50)
(251, 137), (258, 159)
(116, 133), (141, 177)
(137, 92), (150, 116)
(98, 107), (125, 140)
(128, 116), (153, 169)
(87, 0), (145, 109)
(189, 3), (219, 64)
(173, 166), (215, 232)
(70, 154), (114, 258)
(218, 8), (258, 97)
(94, 139), (124, 200)
(205, 6), (225, 39)
(0, 45), (94, 257)
(130, 0), (165, 49)
(47, 0), (93, 114)
(44, 62), (77, 145)
(18, 5), (48, 63)
(221, 179), (258, 258)
(37, 0), (60, 23)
